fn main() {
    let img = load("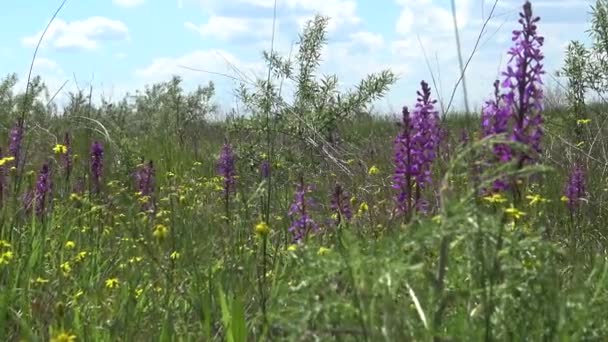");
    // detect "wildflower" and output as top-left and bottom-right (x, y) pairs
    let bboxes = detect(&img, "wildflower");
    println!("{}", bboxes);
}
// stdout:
(60, 261), (72, 276)
(483, 193), (507, 204)
(8, 119), (23, 167)
(65, 241), (76, 249)
(330, 183), (352, 225)
(504, 0), (545, 162)
(217, 142), (236, 195)
(564, 163), (586, 211)
(577, 118), (591, 125)
(135, 160), (155, 212)
(0, 156), (14, 166)
(260, 159), (271, 178)
(410, 81), (441, 190)
(505, 205), (526, 220)
(153, 224), (169, 240)
(317, 247), (331, 256)
(135, 287), (144, 298)
(170, 251), (181, 260)
(525, 194), (547, 205)
(35, 277), (50, 284)
(287, 244), (298, 251)
(393, 82), (441, 216)
(393, 106), (415, 214)
(288, 177), (318, 243)
(368, 165), (380, 175)
(105, 277), (120, 289)
(480, 0), (545, 194)
(53, 144), (68, 154)
(75, 251), (88, 262)
(51, 331), (76, 342)
(69, 193), (82, 202)
(90, 141), (104, 194)
(357, 202), (369, 216)
(254, 221), (270, 236)
(0, 250), (14, 265)
(34, 163), (52, 217)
